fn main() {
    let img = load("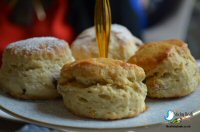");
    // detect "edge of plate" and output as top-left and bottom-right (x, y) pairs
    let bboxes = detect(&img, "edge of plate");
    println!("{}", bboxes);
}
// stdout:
(1, 104), (200, 131)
